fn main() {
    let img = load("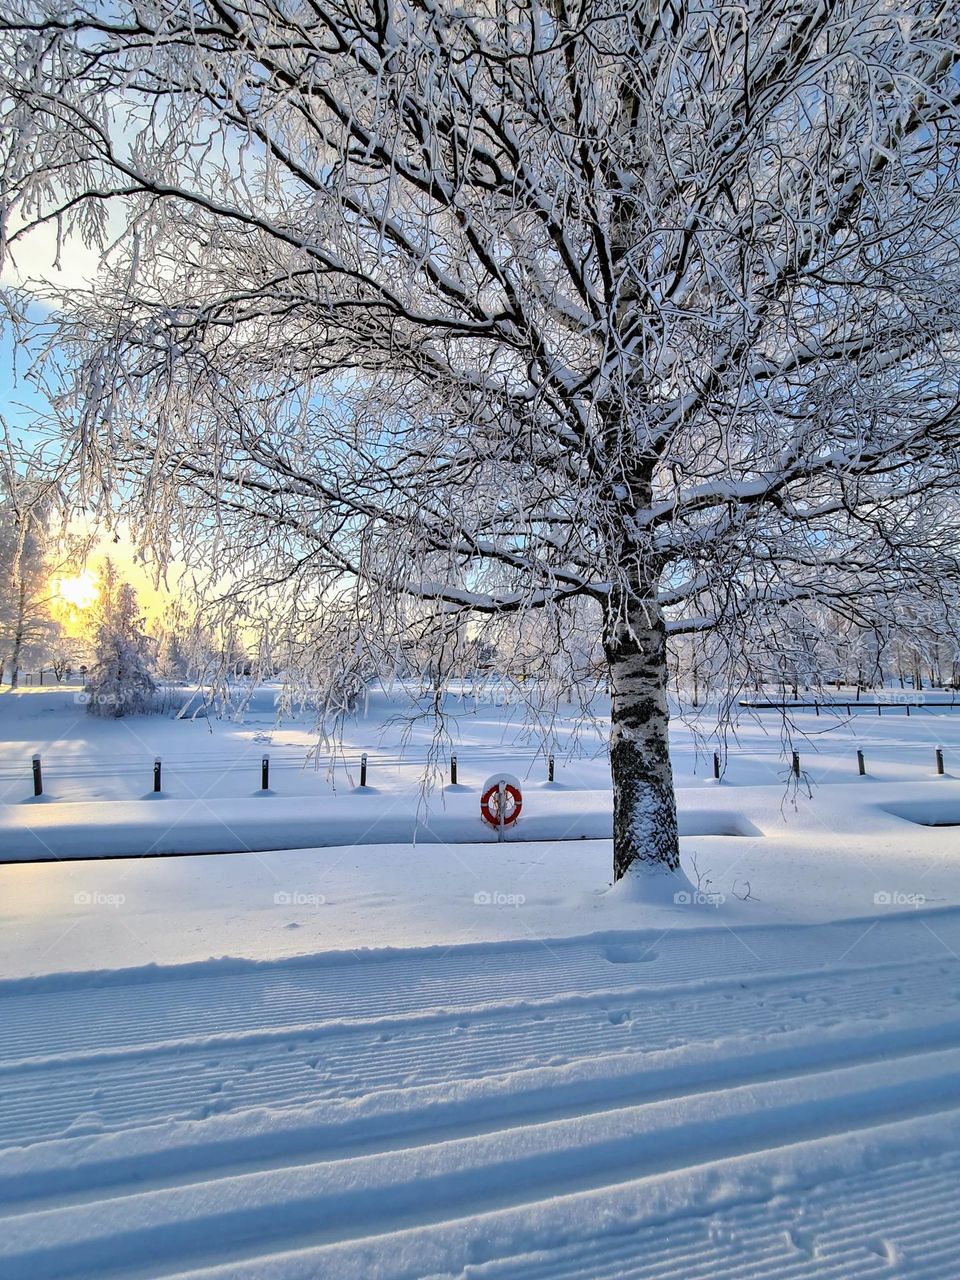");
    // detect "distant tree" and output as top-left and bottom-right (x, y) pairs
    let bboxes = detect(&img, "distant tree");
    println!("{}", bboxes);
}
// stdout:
(84, 562), (157, 716)
(159, 631), (190, 680)
(0, 468), (62, 687)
